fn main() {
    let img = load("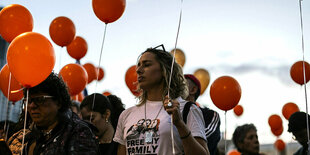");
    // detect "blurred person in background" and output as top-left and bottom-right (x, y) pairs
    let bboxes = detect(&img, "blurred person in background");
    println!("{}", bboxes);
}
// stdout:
(71, 100), (81, 118)
(232, 123), (265, 155)
(80, 93), (125, 155)
(288, 111), (310, 155)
